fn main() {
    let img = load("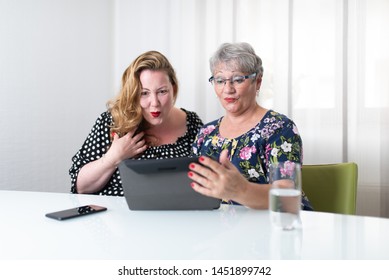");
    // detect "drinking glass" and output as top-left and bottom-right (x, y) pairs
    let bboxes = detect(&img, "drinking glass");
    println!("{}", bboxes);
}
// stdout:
(269, 161), (302, 230)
